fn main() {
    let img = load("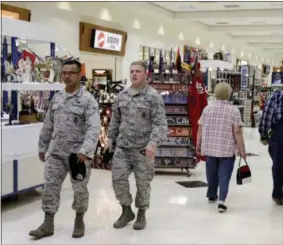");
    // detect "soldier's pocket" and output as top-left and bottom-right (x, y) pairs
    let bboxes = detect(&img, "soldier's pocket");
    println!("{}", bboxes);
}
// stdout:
(136, 106), (150, 125)
(69, 106), (85, 126)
